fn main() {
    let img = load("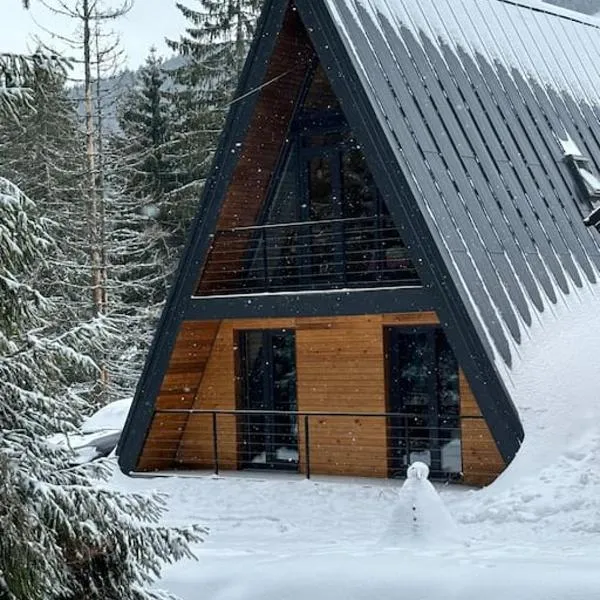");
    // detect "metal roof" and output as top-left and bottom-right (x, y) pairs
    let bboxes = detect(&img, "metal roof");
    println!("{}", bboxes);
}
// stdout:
(321, 0), (600, 366)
